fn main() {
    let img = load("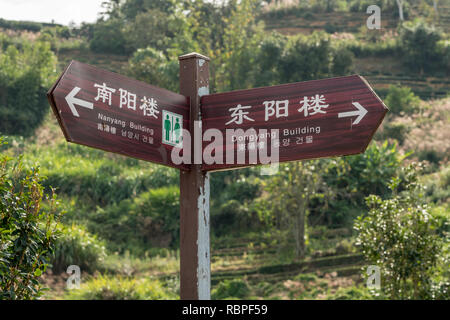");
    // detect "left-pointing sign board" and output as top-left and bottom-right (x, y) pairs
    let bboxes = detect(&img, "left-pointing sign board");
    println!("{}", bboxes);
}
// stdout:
(47, 60), (190, 170)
